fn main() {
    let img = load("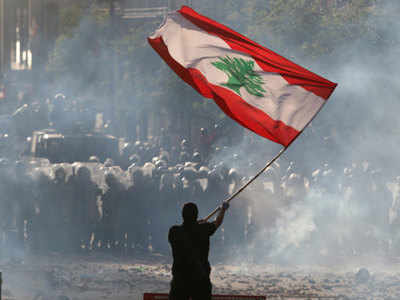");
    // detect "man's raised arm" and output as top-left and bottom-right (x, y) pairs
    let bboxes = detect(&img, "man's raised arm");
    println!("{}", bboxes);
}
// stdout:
(213, 202), (229, 229)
